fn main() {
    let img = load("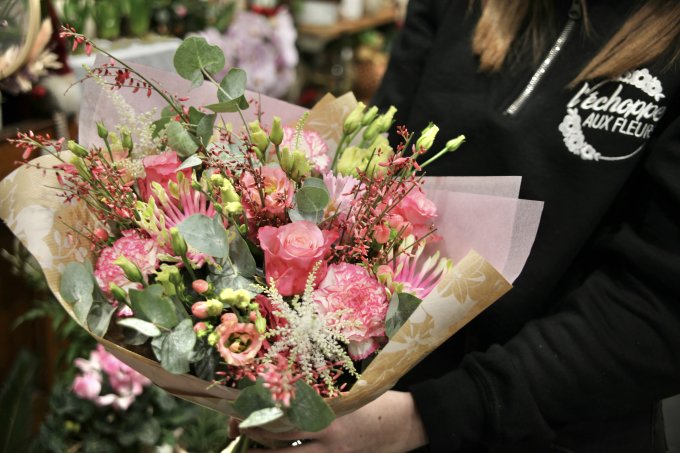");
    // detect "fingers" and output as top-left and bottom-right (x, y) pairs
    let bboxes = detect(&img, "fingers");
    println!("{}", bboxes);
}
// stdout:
(229, 417), (241, 439)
